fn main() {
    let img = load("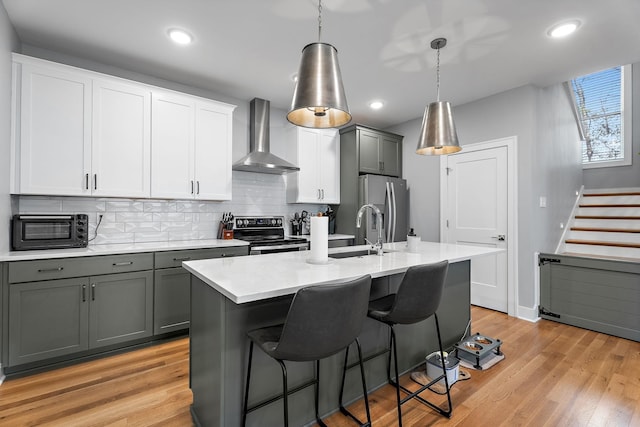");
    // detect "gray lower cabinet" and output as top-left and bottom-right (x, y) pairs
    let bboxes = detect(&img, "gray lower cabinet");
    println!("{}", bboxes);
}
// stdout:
(9, 277), (89, 365)
(154, 267), (191, 334)
(2, 246), (247, 373)
(8, 270), (153, 366)
(153, 246), (249, 334)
